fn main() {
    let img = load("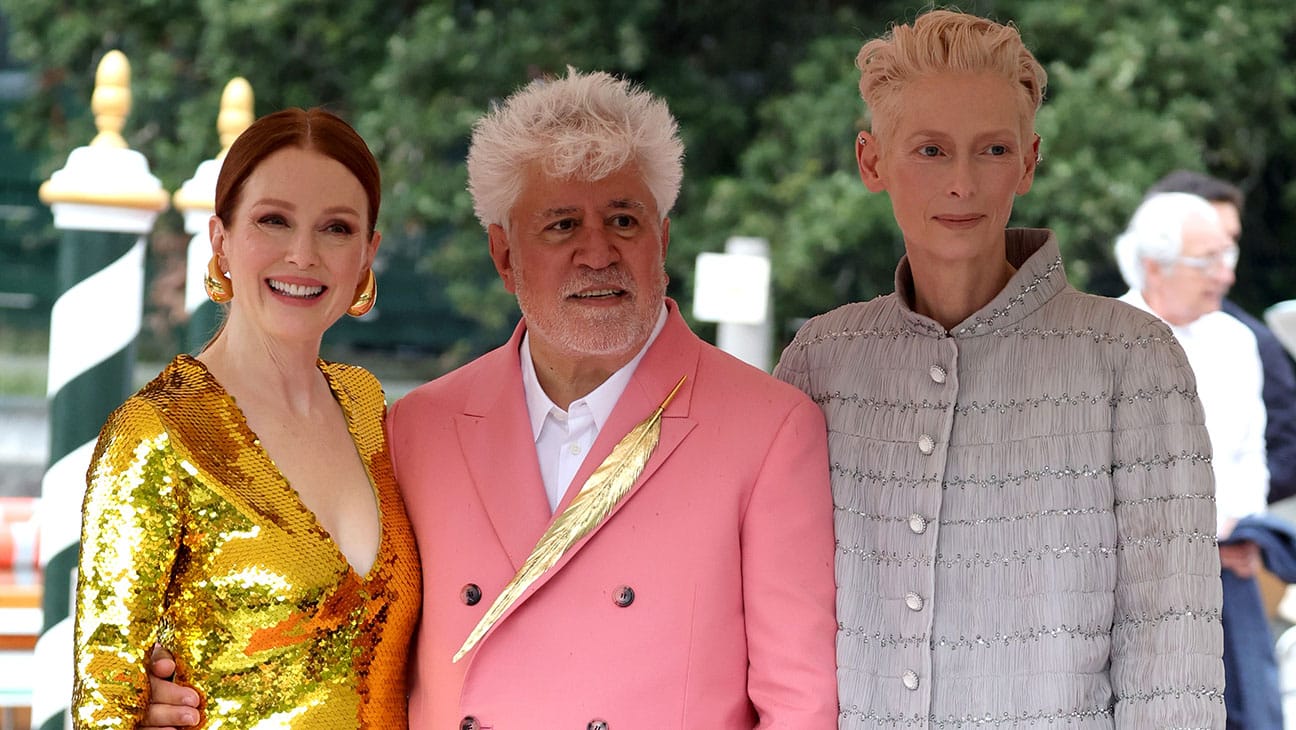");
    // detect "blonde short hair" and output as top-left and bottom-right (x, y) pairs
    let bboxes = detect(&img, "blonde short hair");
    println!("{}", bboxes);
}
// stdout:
(857, 9), (1047, 143)
(466, 67), (685, 230)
